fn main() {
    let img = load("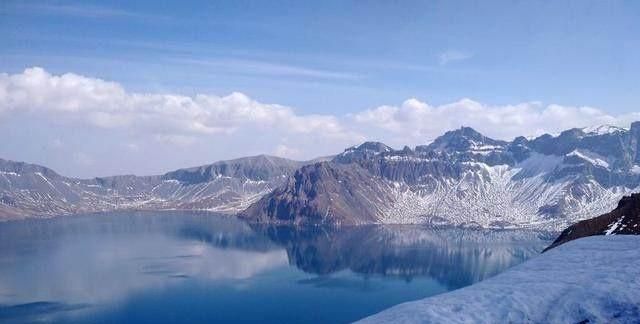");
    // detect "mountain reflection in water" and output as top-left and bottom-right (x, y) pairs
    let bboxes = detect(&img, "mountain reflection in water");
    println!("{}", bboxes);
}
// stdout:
(0, 211), (551, 323)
